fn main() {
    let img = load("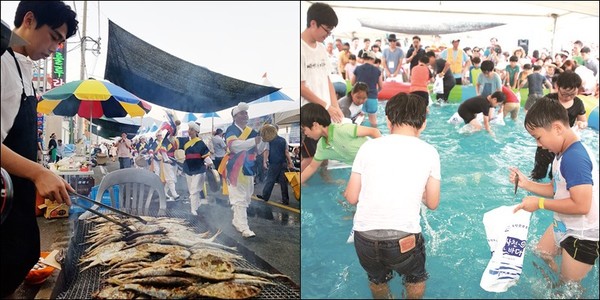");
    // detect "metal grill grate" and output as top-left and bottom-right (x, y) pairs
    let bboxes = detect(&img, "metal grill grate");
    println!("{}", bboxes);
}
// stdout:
(54, 207), (300, 299)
